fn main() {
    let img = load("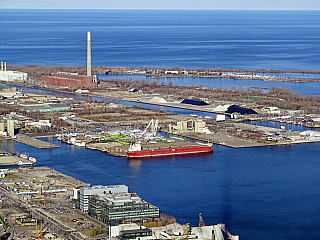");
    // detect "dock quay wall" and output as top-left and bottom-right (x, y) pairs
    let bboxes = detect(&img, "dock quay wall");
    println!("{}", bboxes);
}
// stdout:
(163, 129), (320, 149)
(14, 134), (60, 149)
